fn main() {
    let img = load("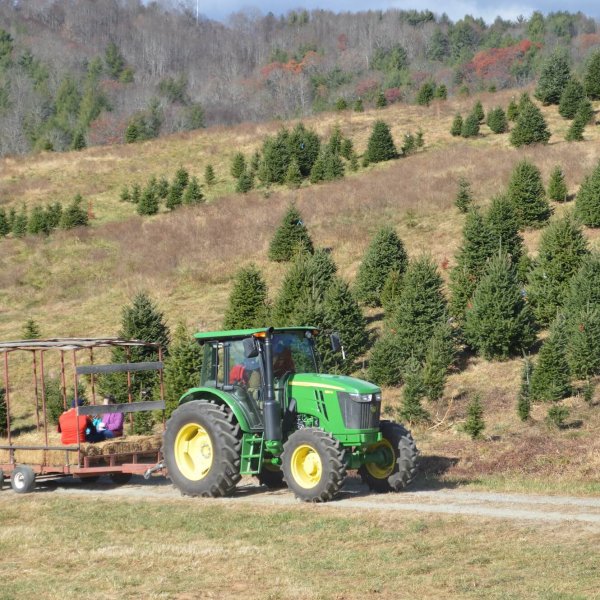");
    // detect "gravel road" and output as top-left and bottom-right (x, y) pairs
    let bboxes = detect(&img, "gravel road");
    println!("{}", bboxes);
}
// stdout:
(15, 475), (600, 528)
